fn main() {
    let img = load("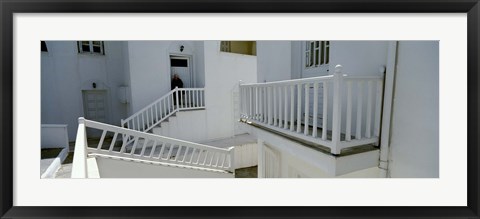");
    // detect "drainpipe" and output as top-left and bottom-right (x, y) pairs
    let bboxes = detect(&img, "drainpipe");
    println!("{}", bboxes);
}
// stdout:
(379, 41), (398, 178)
